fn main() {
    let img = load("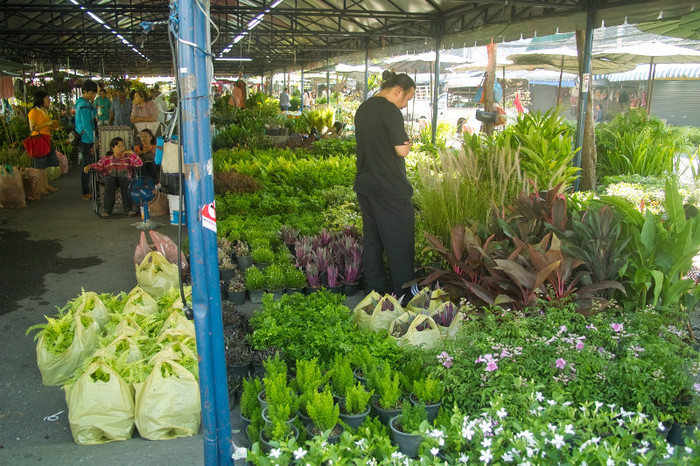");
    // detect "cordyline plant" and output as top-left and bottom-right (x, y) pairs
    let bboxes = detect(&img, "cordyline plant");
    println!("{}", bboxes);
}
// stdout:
(279, 224), (300, 246)
(305, 263), (321, 288)
(326, 264), (340, 288)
